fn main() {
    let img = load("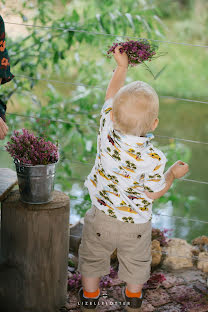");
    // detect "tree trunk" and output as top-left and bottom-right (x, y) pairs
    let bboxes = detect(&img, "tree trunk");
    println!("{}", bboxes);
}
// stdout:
(0, 189), (70, 312)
